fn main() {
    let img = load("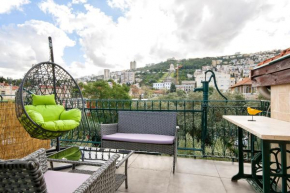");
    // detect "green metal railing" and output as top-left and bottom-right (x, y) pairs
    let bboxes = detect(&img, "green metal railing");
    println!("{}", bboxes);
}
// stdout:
(60, 99), (270, 160)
